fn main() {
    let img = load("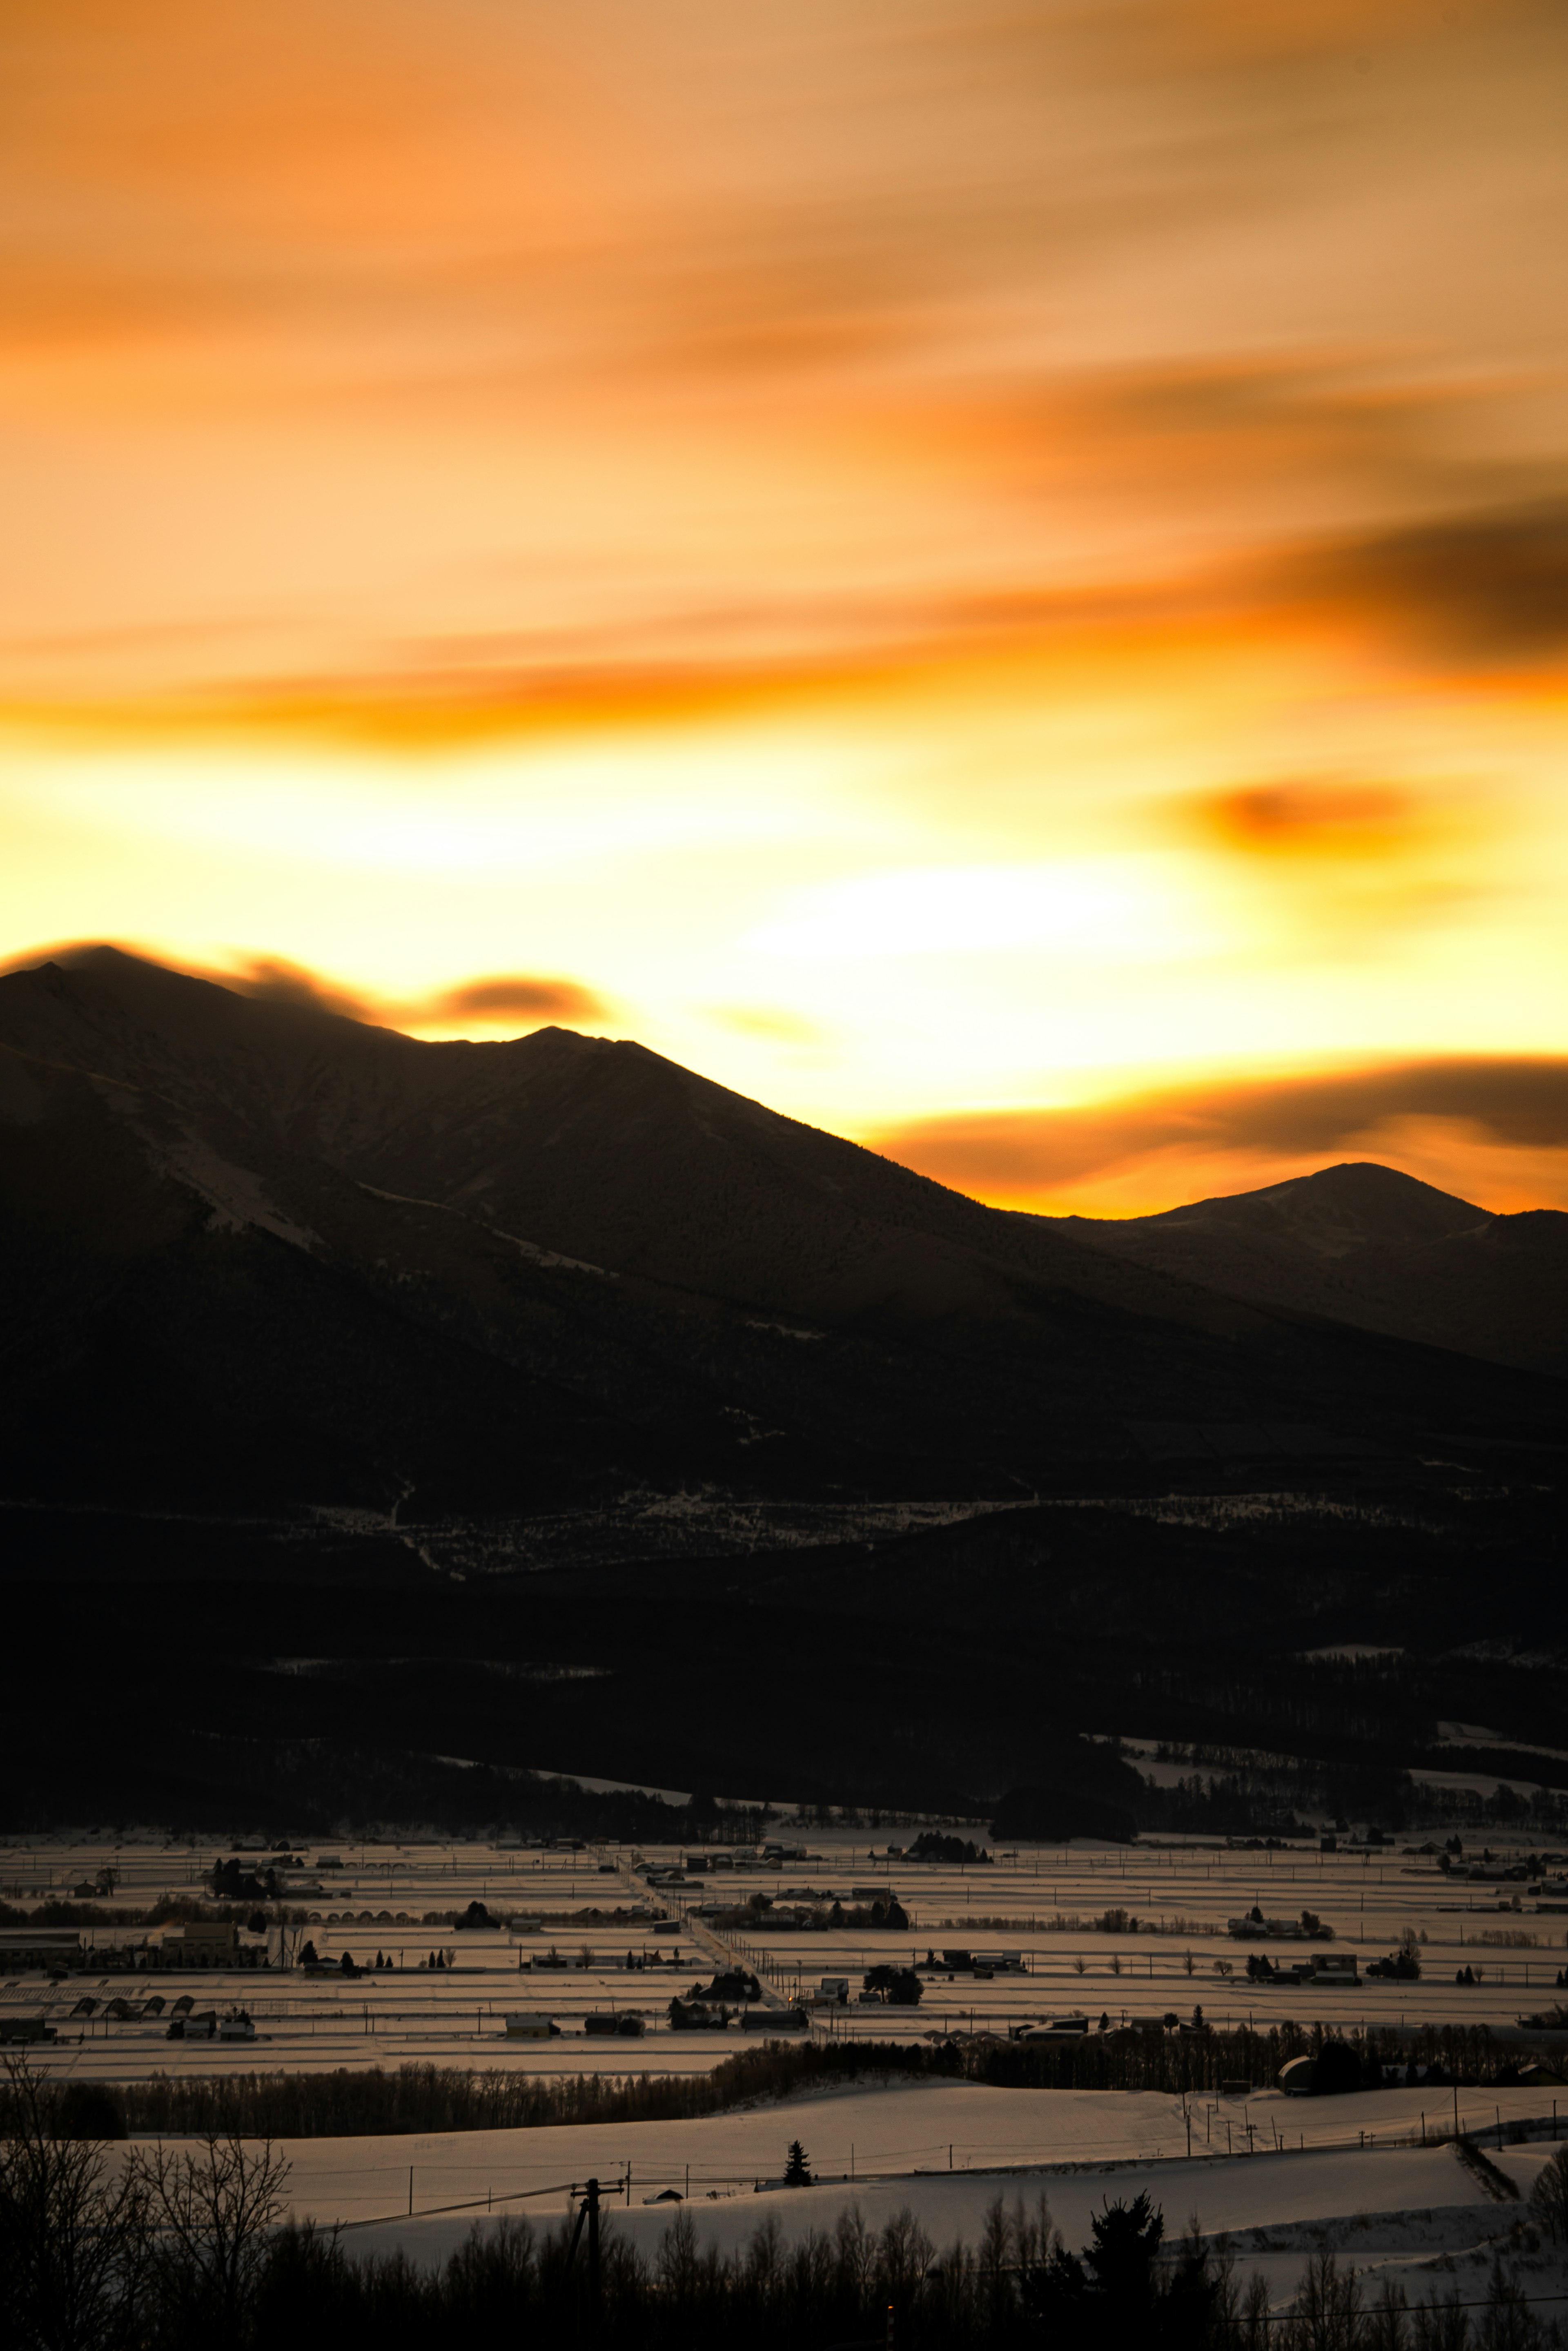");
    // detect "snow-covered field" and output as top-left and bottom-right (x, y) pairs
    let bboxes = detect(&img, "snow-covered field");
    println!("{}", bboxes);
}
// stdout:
(261, 2079), (1563, 2228)
(5, 1826), (1567, 2081)
(237, 2081), (1568, 2317)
